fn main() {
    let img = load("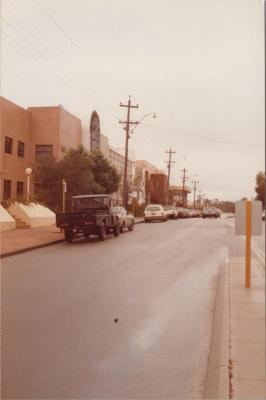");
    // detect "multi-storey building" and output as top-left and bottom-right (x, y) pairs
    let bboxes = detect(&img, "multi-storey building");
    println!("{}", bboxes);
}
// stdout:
(134, 160), (161, 205)
(1, 97), (81, 201)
